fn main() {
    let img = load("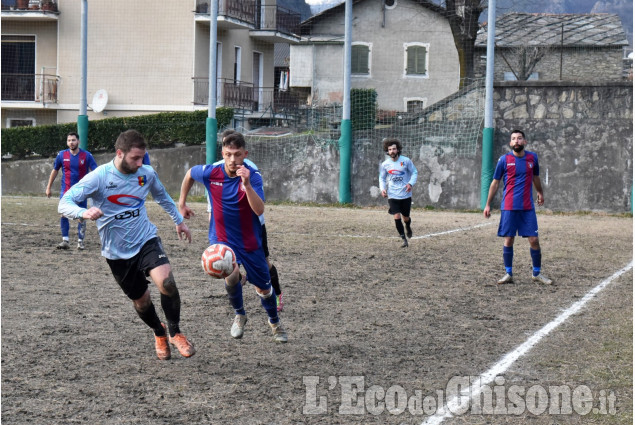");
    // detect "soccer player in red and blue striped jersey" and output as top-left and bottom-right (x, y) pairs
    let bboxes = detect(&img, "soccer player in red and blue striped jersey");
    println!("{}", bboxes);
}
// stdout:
(178, 132), (287, 343)
(46, 132), (98, 250)
(484, 129), (553, 285)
